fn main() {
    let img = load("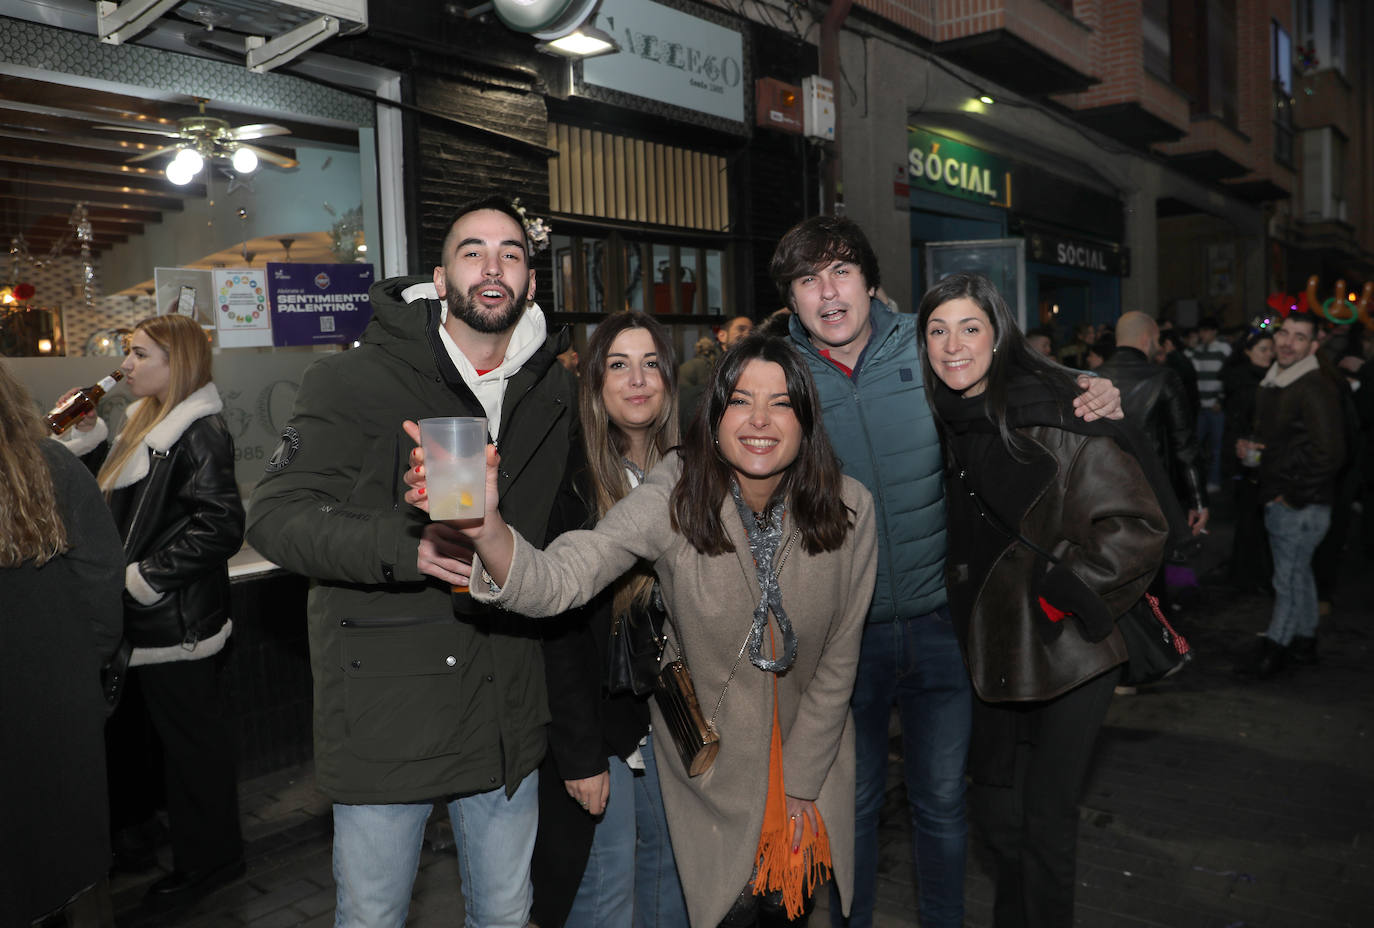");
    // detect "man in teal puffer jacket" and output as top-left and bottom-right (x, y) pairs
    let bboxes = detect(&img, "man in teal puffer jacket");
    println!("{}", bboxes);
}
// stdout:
(773, 217), (1119, 928)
